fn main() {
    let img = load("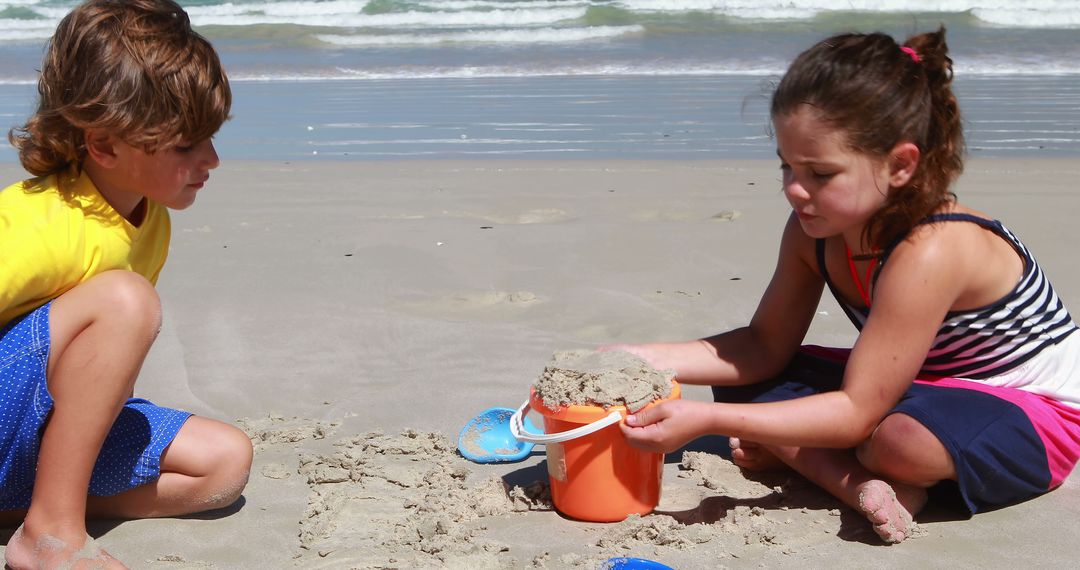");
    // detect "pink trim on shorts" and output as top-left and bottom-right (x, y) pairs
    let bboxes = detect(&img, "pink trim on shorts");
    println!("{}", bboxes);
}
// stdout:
(799, 345), (1080, 488)
(910, 377), (1080, 488)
